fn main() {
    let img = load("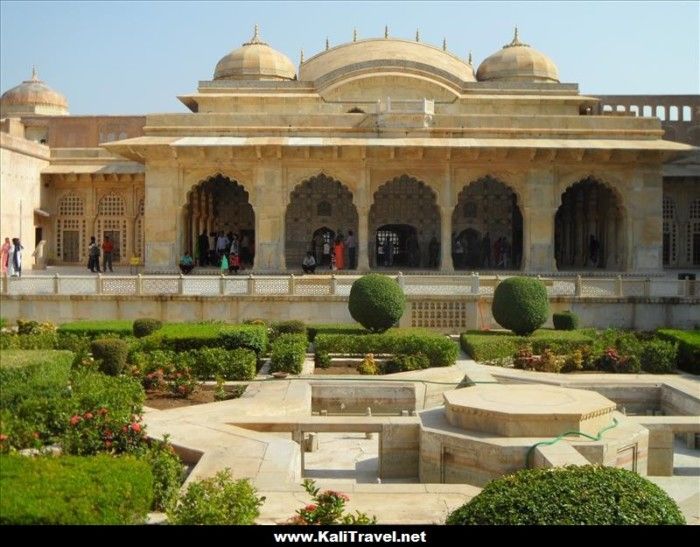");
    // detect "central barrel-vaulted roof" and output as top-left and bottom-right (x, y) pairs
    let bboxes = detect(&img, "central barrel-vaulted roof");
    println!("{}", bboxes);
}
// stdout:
(299, 38), (476, 89)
